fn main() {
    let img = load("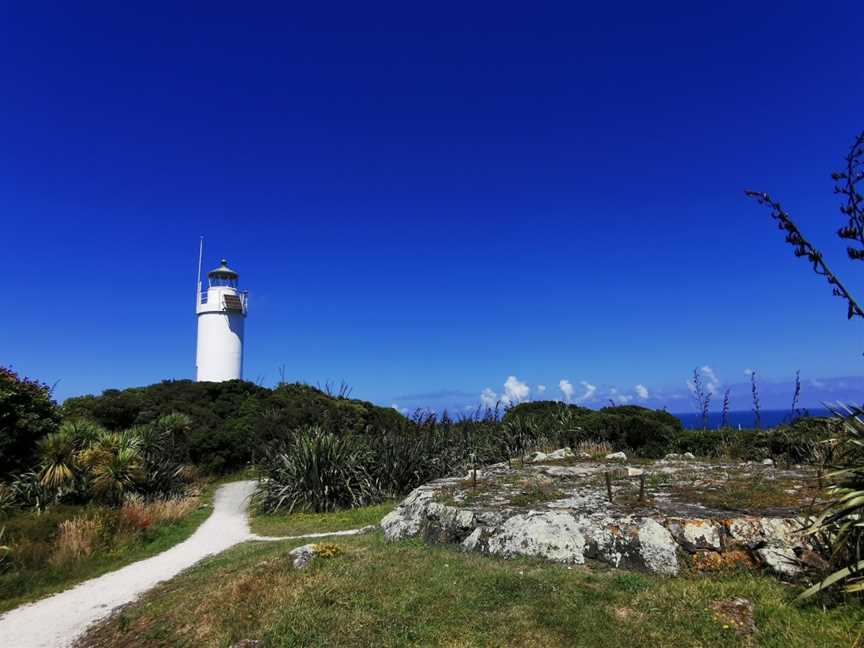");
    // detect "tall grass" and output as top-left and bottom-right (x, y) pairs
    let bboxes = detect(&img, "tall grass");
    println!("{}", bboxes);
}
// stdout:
(51, 516), (105, 564)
